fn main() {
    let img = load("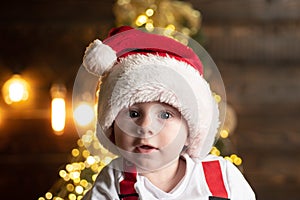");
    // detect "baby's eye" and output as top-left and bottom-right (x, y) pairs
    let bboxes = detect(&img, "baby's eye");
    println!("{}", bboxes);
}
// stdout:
(159, 111), (172, 119)
(129, 110), (140, 118)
